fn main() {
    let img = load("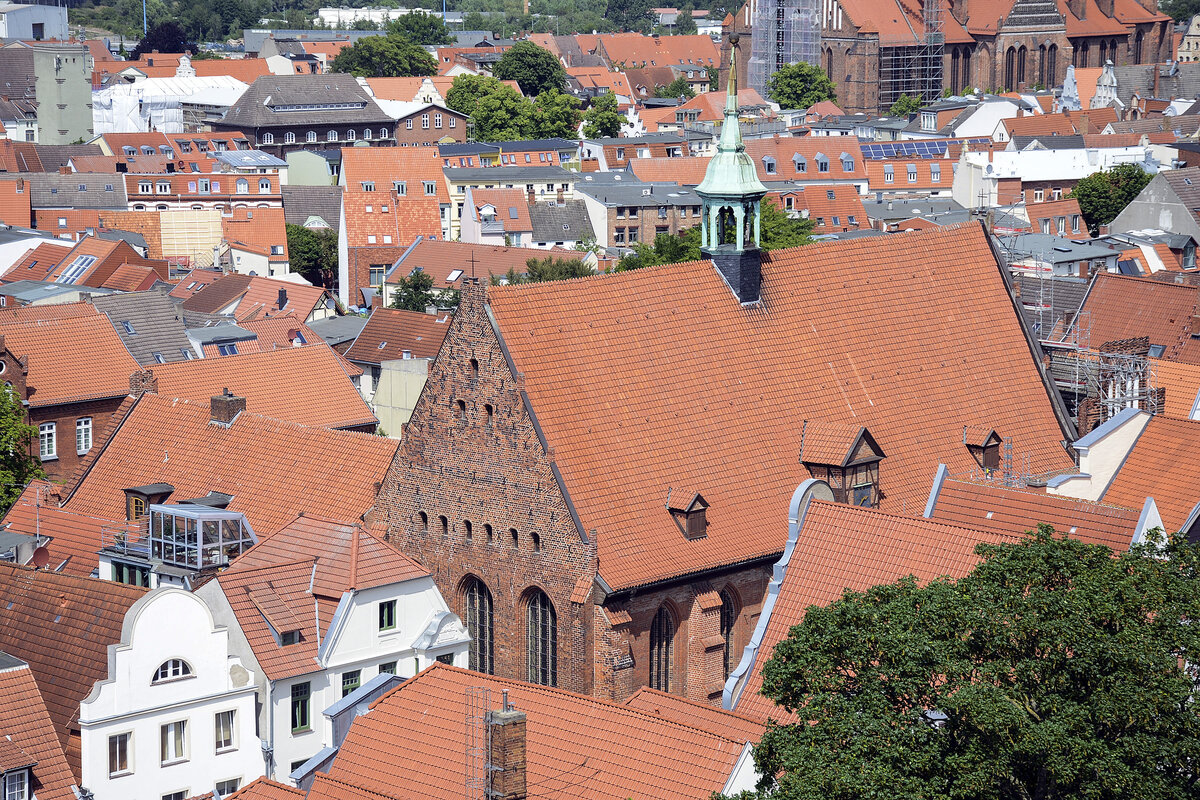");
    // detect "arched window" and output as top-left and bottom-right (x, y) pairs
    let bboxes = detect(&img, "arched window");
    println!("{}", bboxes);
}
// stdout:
(236, 178), (249, 194)
(259, 178), (272, 194)
(418, 511), (428, 531)
(951, 47), (961, 93)
(328, 130), (338, 142)
(824, 47), (833, 78)
(261, 132), (274, 145)
(463, 577), (494, 674)
(1099, 39), (1108, 65)
(649, 606), (674, 691)
(379, 127), (389, 139)
(719, 589), (738, 679)
(1038, 44), (1046, 86)
(347, 129), (357, 141)
(1110, 38), (1119, 63)
(1080, 41), (1090, 68)
(1046, 43), (1058, 85)
(962, 46), (972, 89)
(152, 659), (193, 683)
(1135, 29), (1144, 63)
(525, 589), (557, 686)
(363, 128), (372, 140)
(306, 130), (317, 142)
(284, 131), (296, 144)
(1004, 47), (1016, 89)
